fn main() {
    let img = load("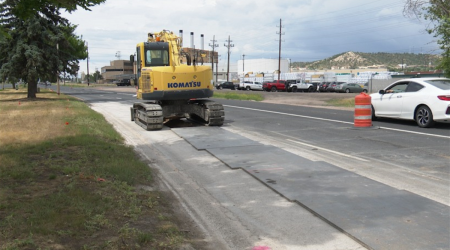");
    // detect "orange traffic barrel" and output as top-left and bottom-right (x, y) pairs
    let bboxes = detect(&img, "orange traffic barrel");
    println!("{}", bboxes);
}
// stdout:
(354, 92), (372, 127)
